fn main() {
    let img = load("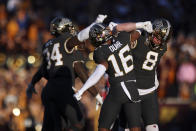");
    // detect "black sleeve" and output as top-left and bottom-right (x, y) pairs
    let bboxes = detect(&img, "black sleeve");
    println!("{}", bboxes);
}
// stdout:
(116, 31), (131, 44)
(93, 47), (106, 64)
(41, 58), (49, 79)
(31, 59), (49, 85)
(31, 46), (49, 85)
(31, 64), (44, 86)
